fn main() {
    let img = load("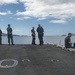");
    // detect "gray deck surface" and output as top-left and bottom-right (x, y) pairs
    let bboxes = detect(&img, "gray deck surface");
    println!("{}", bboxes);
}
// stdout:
(0, 45), (75, 75)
